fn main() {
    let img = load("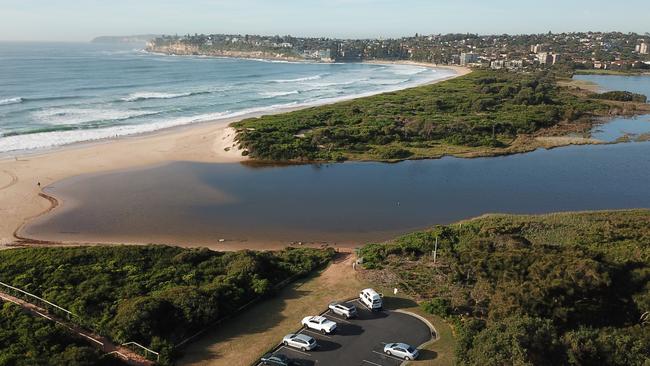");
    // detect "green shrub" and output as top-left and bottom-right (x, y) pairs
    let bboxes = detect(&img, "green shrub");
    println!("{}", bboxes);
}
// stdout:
(591, 91), (647, 103)
(0, 246), (334, 362)
(232, 70), (608, 161)
(373, 146), (413, 160)
(362, 210), (650, 366)
(421, 298), (452, 317)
